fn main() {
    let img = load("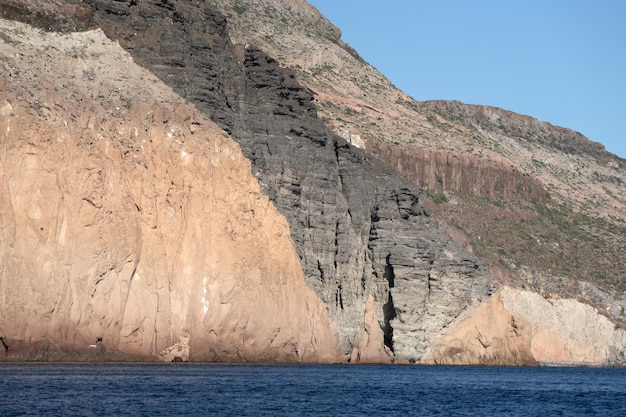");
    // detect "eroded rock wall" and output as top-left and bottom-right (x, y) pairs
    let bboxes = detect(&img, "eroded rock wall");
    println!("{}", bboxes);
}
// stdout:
(369, 141), (548, 202)
(2, 2), (625, 366)
(501, 287), (626, 366)
(0, 18), (340, 362)
(81, 0), (494, 361)
(421, 287), (626, 366)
